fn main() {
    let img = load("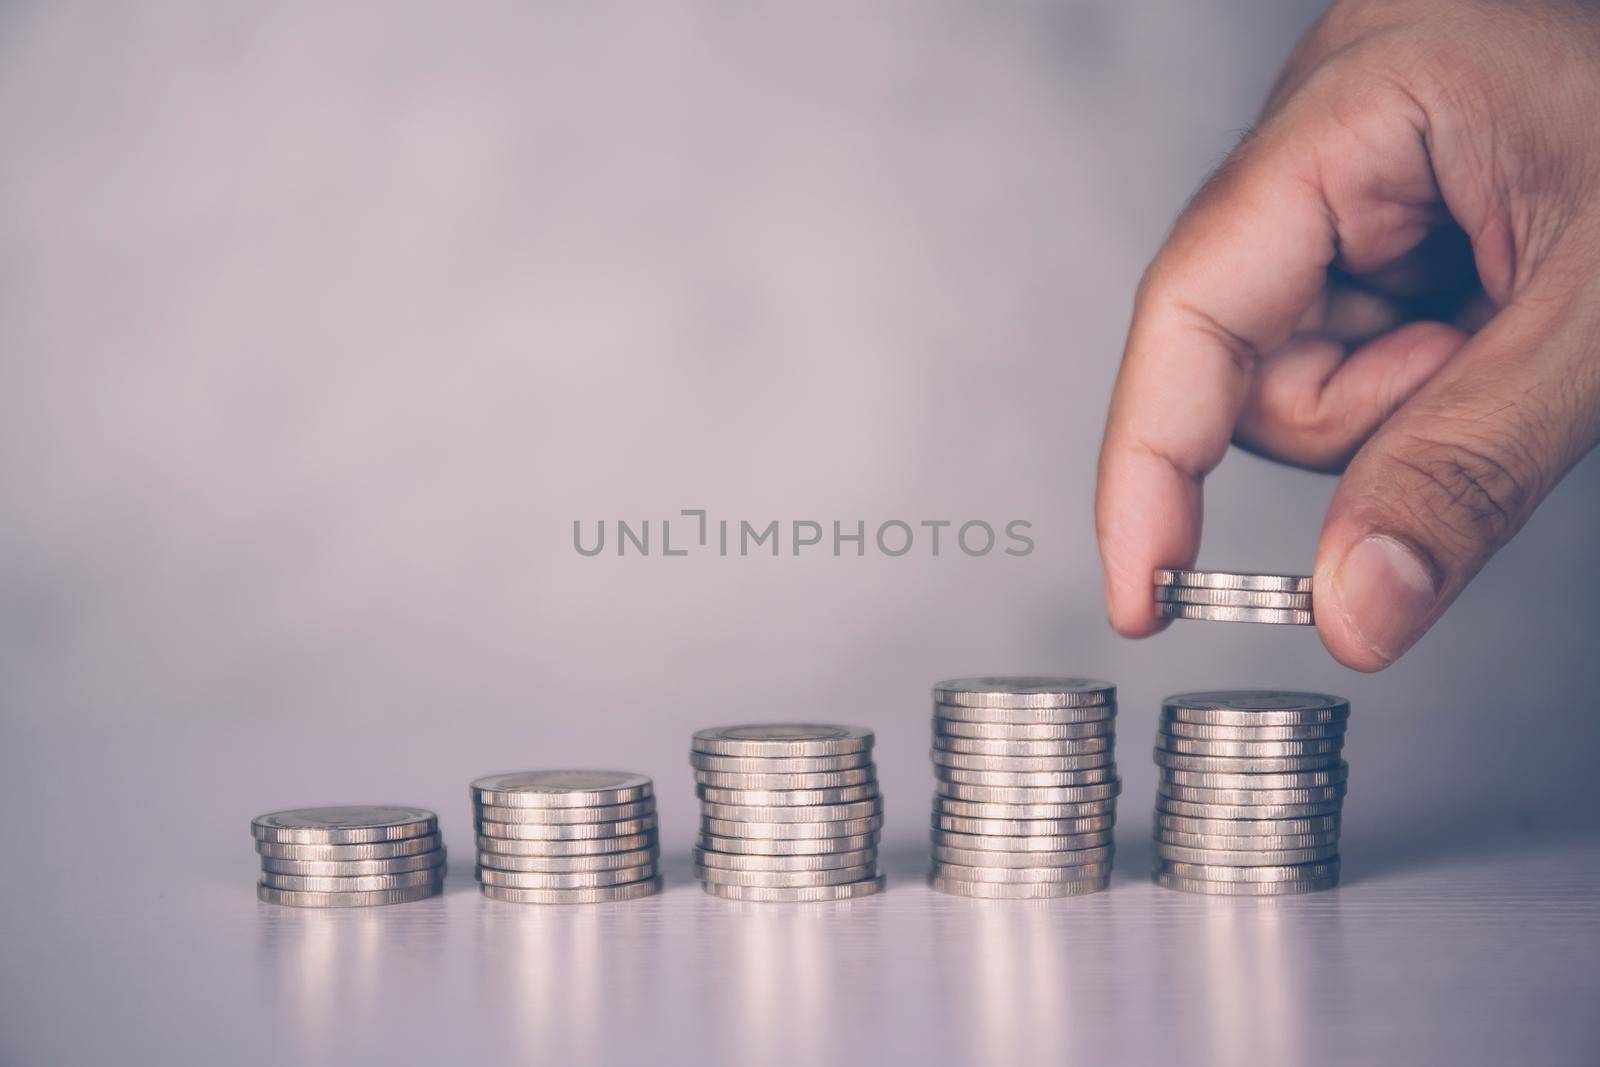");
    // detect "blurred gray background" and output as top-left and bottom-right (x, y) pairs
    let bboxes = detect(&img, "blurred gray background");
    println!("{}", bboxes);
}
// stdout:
(2, 3), (1598, 1065)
